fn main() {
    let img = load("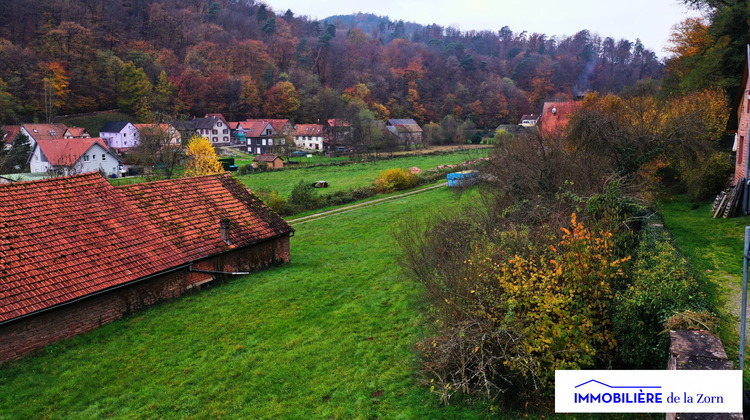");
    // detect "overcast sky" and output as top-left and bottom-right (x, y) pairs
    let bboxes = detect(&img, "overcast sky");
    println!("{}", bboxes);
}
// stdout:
(262, 0), (701, 58)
